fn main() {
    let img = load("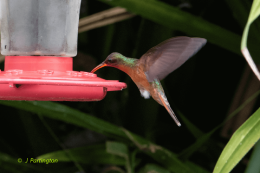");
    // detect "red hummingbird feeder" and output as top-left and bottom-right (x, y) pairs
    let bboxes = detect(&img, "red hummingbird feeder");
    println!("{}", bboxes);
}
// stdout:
(0, 0), (126, 101)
